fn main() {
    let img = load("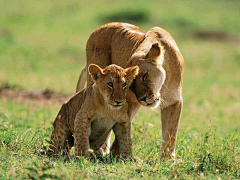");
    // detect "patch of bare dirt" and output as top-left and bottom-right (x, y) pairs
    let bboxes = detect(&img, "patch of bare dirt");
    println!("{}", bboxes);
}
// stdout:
(0, 84), (72, 105)
(195, 31), (240, 42)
